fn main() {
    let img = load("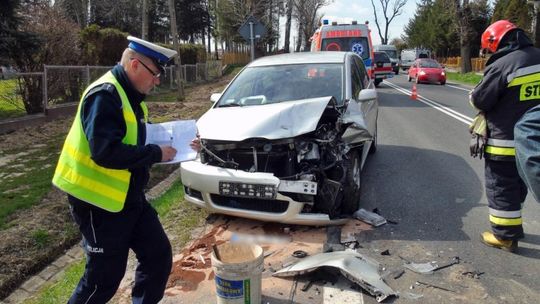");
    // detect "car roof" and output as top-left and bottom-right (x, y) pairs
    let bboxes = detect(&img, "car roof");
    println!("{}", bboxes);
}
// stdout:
(248, 52), (348, 67)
